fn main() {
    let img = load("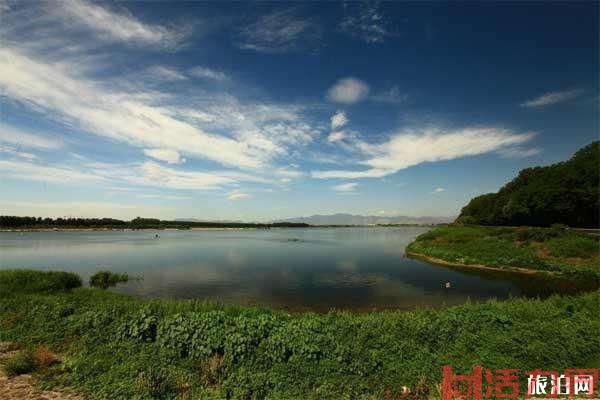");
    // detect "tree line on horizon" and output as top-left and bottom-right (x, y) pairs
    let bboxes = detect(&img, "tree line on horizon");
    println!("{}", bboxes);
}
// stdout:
(457, 141), (599, 228)
(0, 216), (309, 229)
